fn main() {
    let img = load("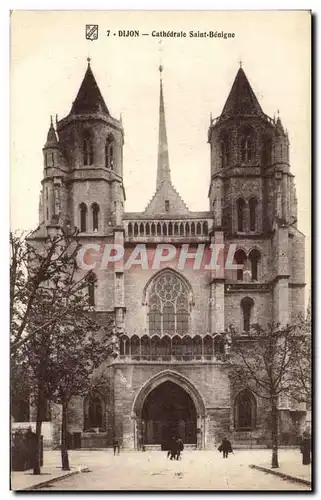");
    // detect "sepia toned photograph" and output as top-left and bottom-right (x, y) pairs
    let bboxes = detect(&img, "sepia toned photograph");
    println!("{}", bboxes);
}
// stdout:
(10, 10), (311, 491)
